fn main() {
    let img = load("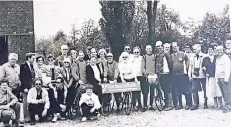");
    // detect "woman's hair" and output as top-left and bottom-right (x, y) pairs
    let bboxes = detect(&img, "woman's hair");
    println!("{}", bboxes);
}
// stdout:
(0, 79), (9, 86)
(33, 78), (43, 86)
(36, 56), (45, 62)
(56, 76), (64, 83)
(133, 46), (141, 52)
